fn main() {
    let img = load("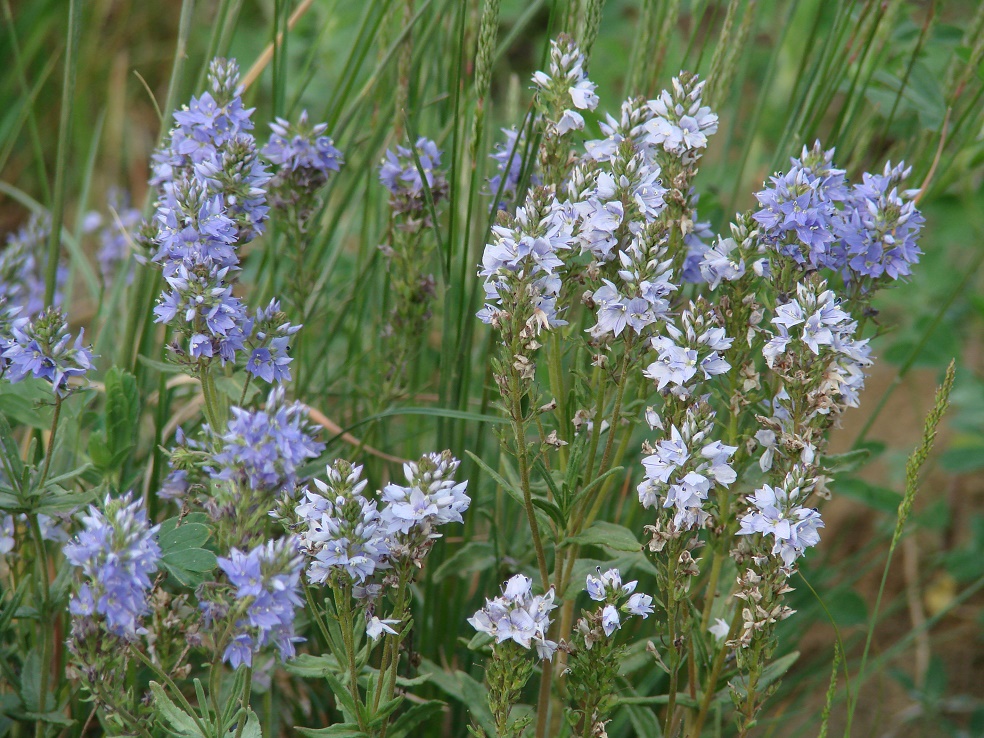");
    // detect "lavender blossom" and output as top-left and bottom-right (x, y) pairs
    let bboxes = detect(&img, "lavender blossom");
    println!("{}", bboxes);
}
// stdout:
(294, 460), (391, 584)
(737, 473), (824, 567)
(487, 127), (537, 211)
(835, 161), (923, 284)
(468, 574), (557, 659)
(637, 403), (737, 530)
(84, 189), (143, 285)
(210, 388), (325, 496)
(213, 536), (304, 667)
(477, 189), (576, 333)
(379, 137), (448, 217)
(379, 451), (470, 537)
(2, 307), (94, 395)
(532, 35), (599, 137)
(0, 213), (64, 316)
(753, 142), (848, 270)
(643, 301), (733, 396)
(243, 299), (302, 384)
(644, 73), (718, 164)
(265, 111), (343, 176)
(63, 493), (161, 639)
